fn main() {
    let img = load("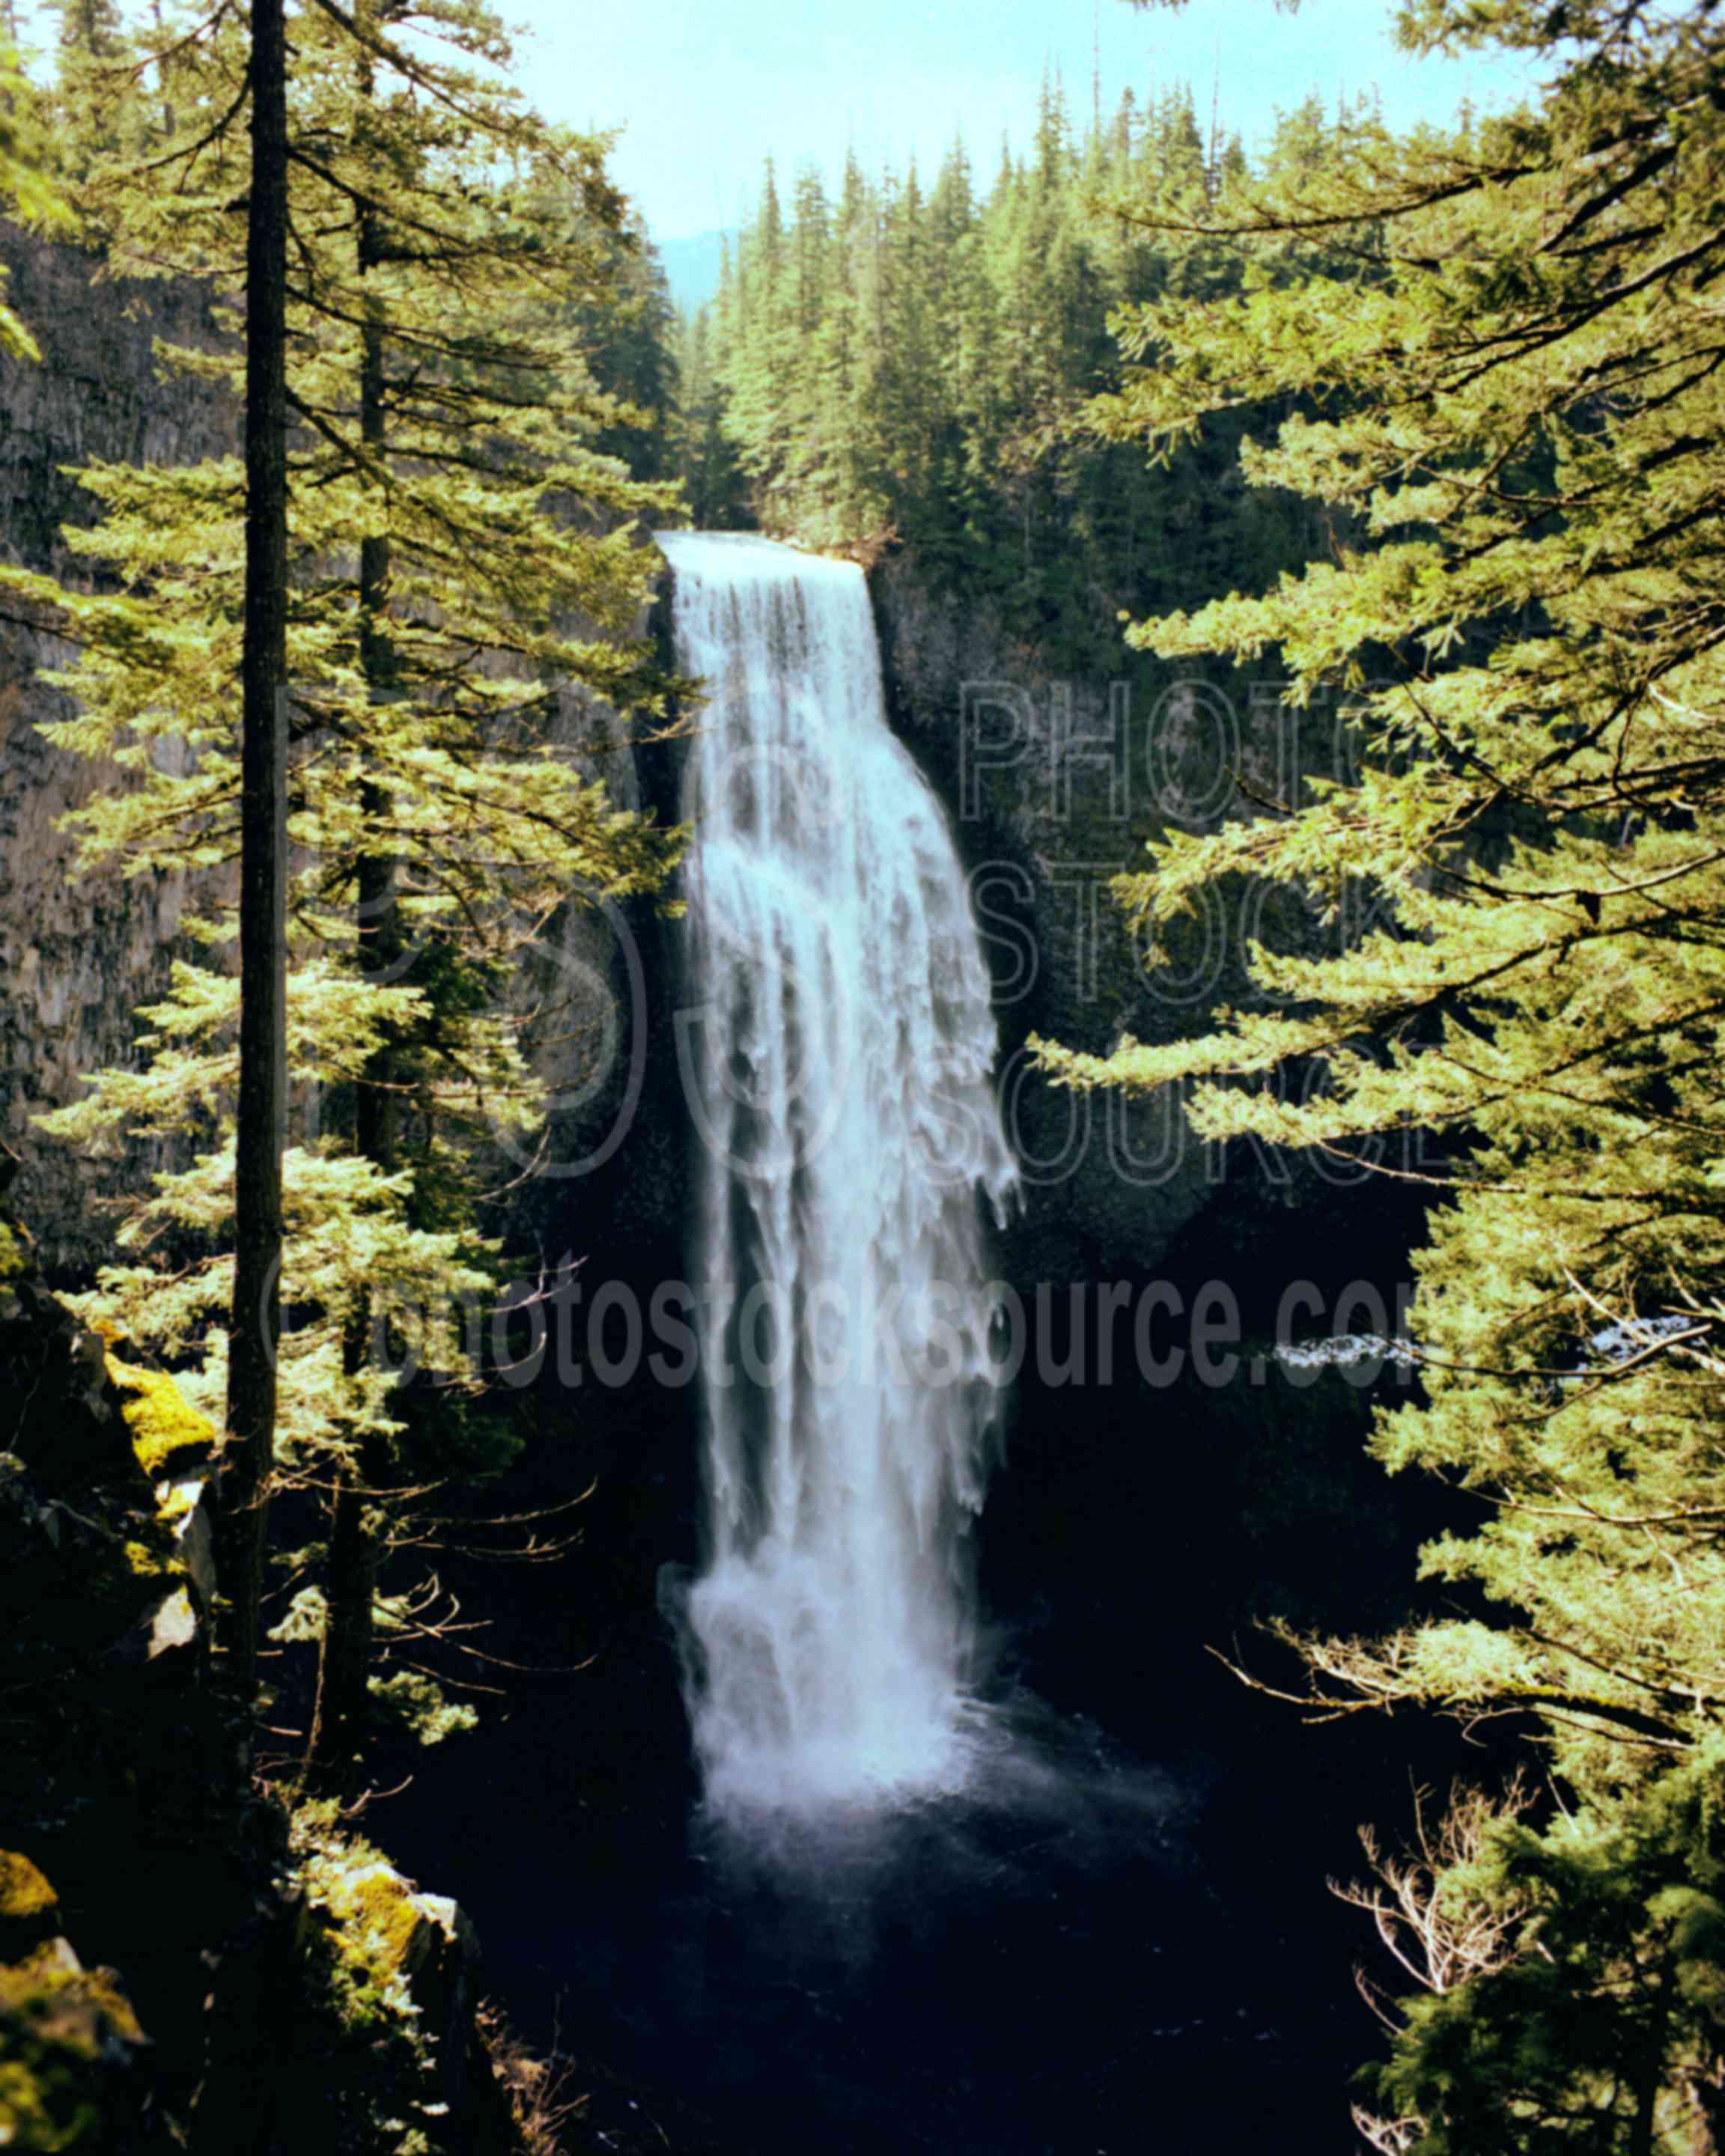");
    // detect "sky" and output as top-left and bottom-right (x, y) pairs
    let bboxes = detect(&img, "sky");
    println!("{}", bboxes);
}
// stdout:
(508, 0), (1545, 243)
(16, 0), (1545, 248)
